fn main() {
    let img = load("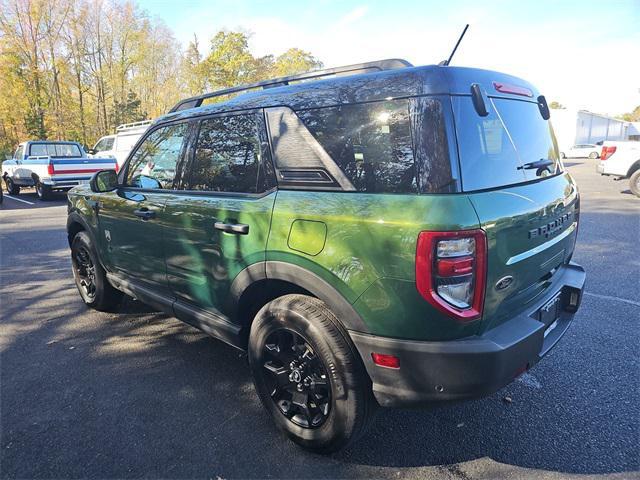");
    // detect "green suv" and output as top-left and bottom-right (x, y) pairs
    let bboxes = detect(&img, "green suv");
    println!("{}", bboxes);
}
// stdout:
(67, 59), (586, 452)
